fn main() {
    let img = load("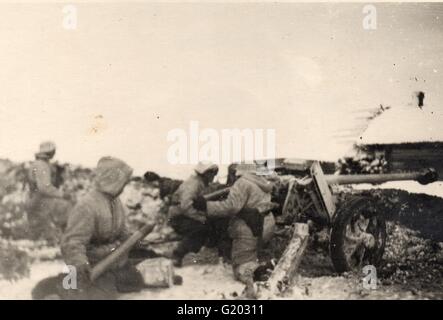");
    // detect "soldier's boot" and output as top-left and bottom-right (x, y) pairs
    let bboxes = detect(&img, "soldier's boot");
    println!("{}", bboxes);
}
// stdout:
(233, 261), (259, 283)
(253, 259), (276, 282)
(171, 246), (186, 267)
(114, 264), (145, 293)
(233, 261), (260, 299)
